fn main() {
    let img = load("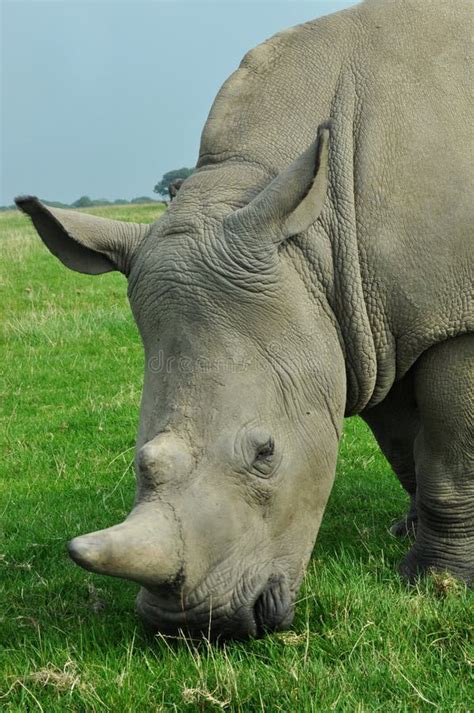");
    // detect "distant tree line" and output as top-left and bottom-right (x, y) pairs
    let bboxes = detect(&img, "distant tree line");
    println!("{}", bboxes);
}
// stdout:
(67, 195), (166, 209)
(2, 166), (196, 211)
(0, 195), (166, 212)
